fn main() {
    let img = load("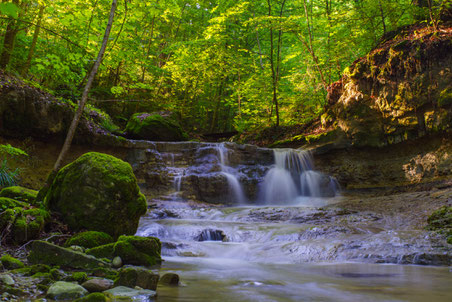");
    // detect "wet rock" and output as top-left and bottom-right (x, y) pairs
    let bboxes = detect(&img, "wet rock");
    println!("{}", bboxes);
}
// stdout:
(104, 286), (157, 300)
(0, 254), (24, 269)
(114, 267), (159, 291)
(44, 152), (147, 238)
(112, 256), (122, 268)
(46, 281), (88, 300)
(195, 229), (226, 241)
(28, 240), (109, 269)
(82, 278), (113, 293)
(159, 273), (179, 286)
(66, 231), (114, 249)
(0, 274), (15, 286)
